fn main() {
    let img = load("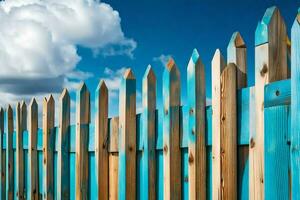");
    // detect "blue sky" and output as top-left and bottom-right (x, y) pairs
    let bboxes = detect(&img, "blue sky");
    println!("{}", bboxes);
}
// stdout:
(77, 0), (299, 116)
(0, 0), (299, 121)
